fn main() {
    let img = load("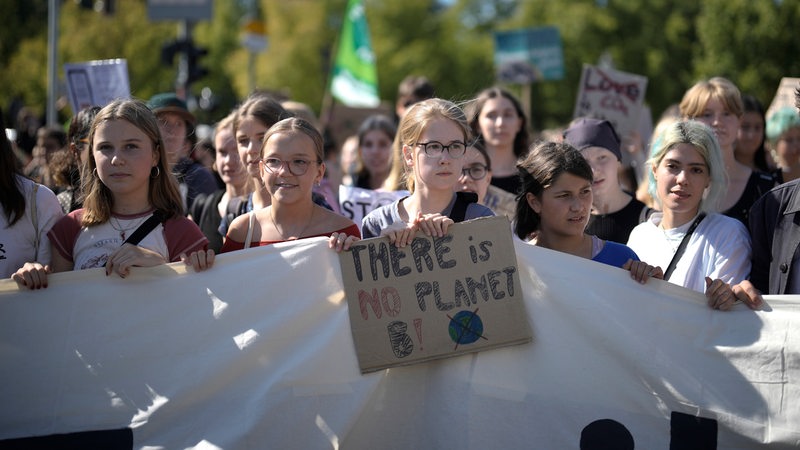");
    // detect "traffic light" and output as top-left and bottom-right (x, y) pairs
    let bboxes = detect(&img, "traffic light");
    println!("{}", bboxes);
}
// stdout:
(160, 39), (209, 86)
(187, 44), (210, 86)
